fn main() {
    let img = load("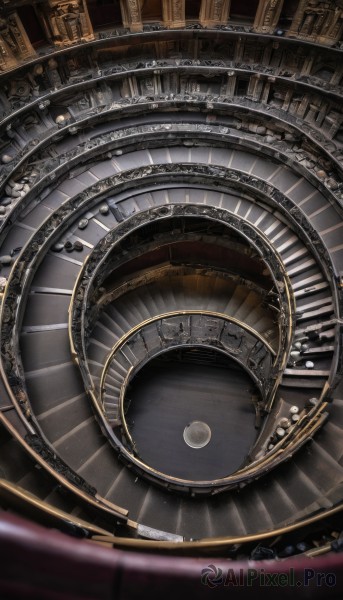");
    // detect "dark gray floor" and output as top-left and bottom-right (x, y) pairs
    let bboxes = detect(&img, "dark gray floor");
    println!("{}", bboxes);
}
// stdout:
(126, 360), (257, 481)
